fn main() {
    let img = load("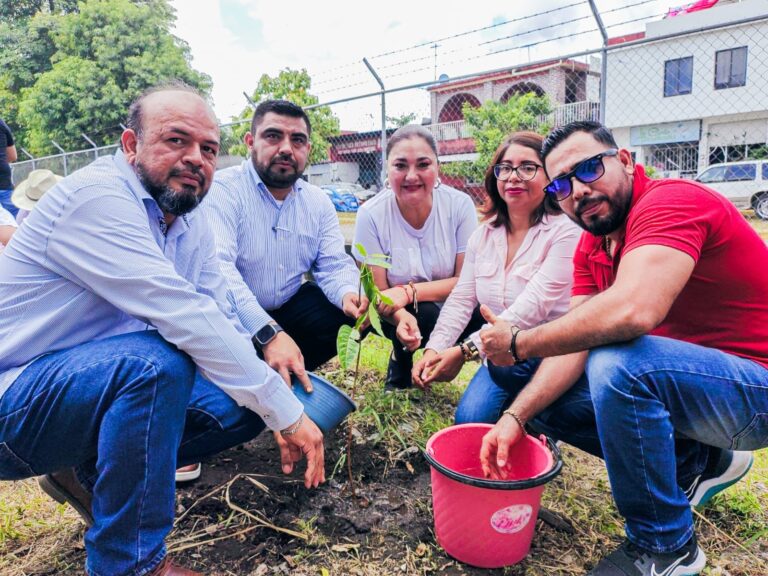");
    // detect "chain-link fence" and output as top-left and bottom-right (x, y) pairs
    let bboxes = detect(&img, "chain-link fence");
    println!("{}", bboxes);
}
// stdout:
(10, 3), (768, 217)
